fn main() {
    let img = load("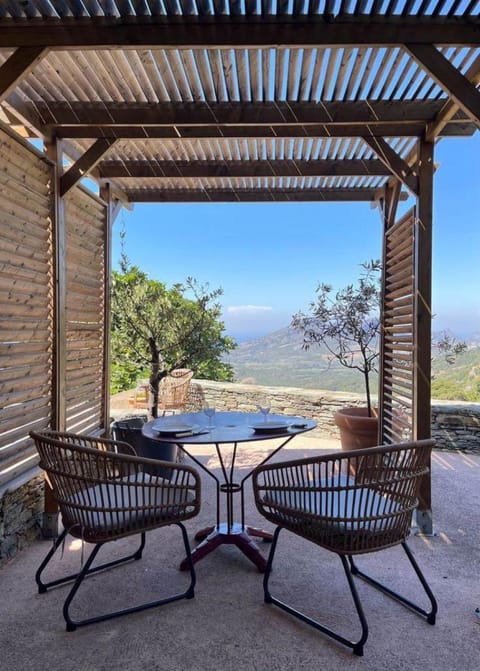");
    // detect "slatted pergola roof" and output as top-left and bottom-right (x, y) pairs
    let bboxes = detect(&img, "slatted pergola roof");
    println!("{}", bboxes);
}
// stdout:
(0, 1), (478, 203)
